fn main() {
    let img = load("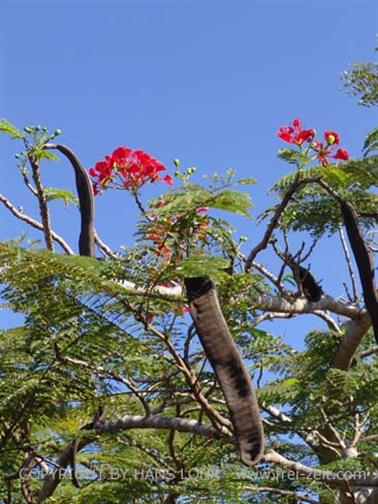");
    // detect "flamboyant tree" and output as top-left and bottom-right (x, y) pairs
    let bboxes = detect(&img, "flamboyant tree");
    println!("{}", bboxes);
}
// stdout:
(0, 62), (377, 503)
